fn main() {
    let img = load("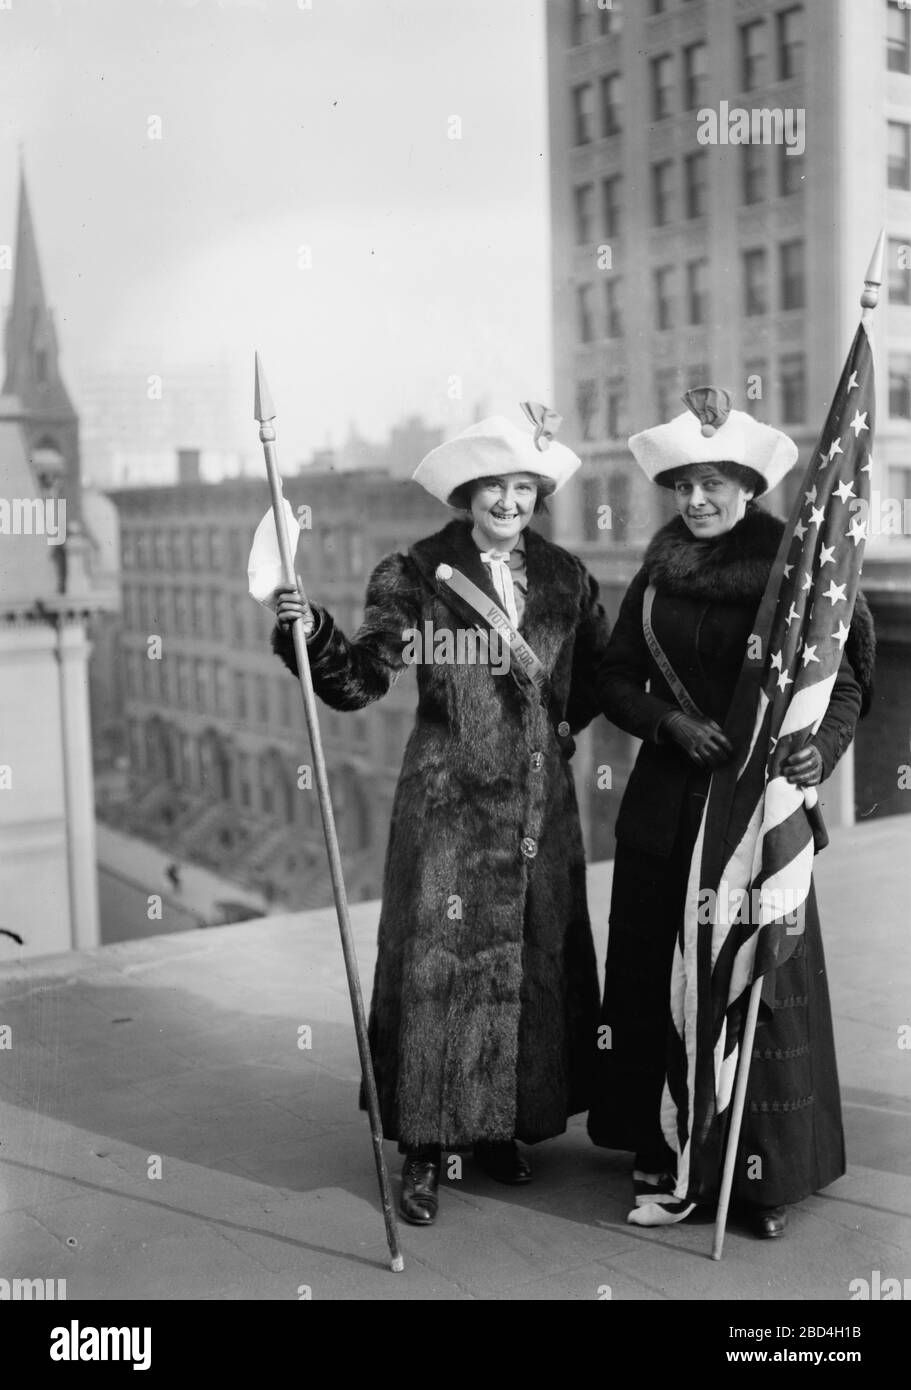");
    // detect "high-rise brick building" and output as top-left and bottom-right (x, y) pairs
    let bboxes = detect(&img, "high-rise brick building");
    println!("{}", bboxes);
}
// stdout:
(546, 0), (911, 855)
